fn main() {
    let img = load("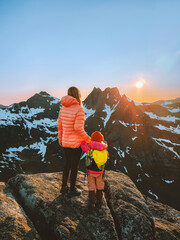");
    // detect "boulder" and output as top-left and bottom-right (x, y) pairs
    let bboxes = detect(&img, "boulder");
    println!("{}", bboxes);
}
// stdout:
(105, 171), (155, 240)
(144, 196), (180, 239)
(8, 171), (118, 240)
(0, 182), (40, 240)
(4, 170), (180, 240)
